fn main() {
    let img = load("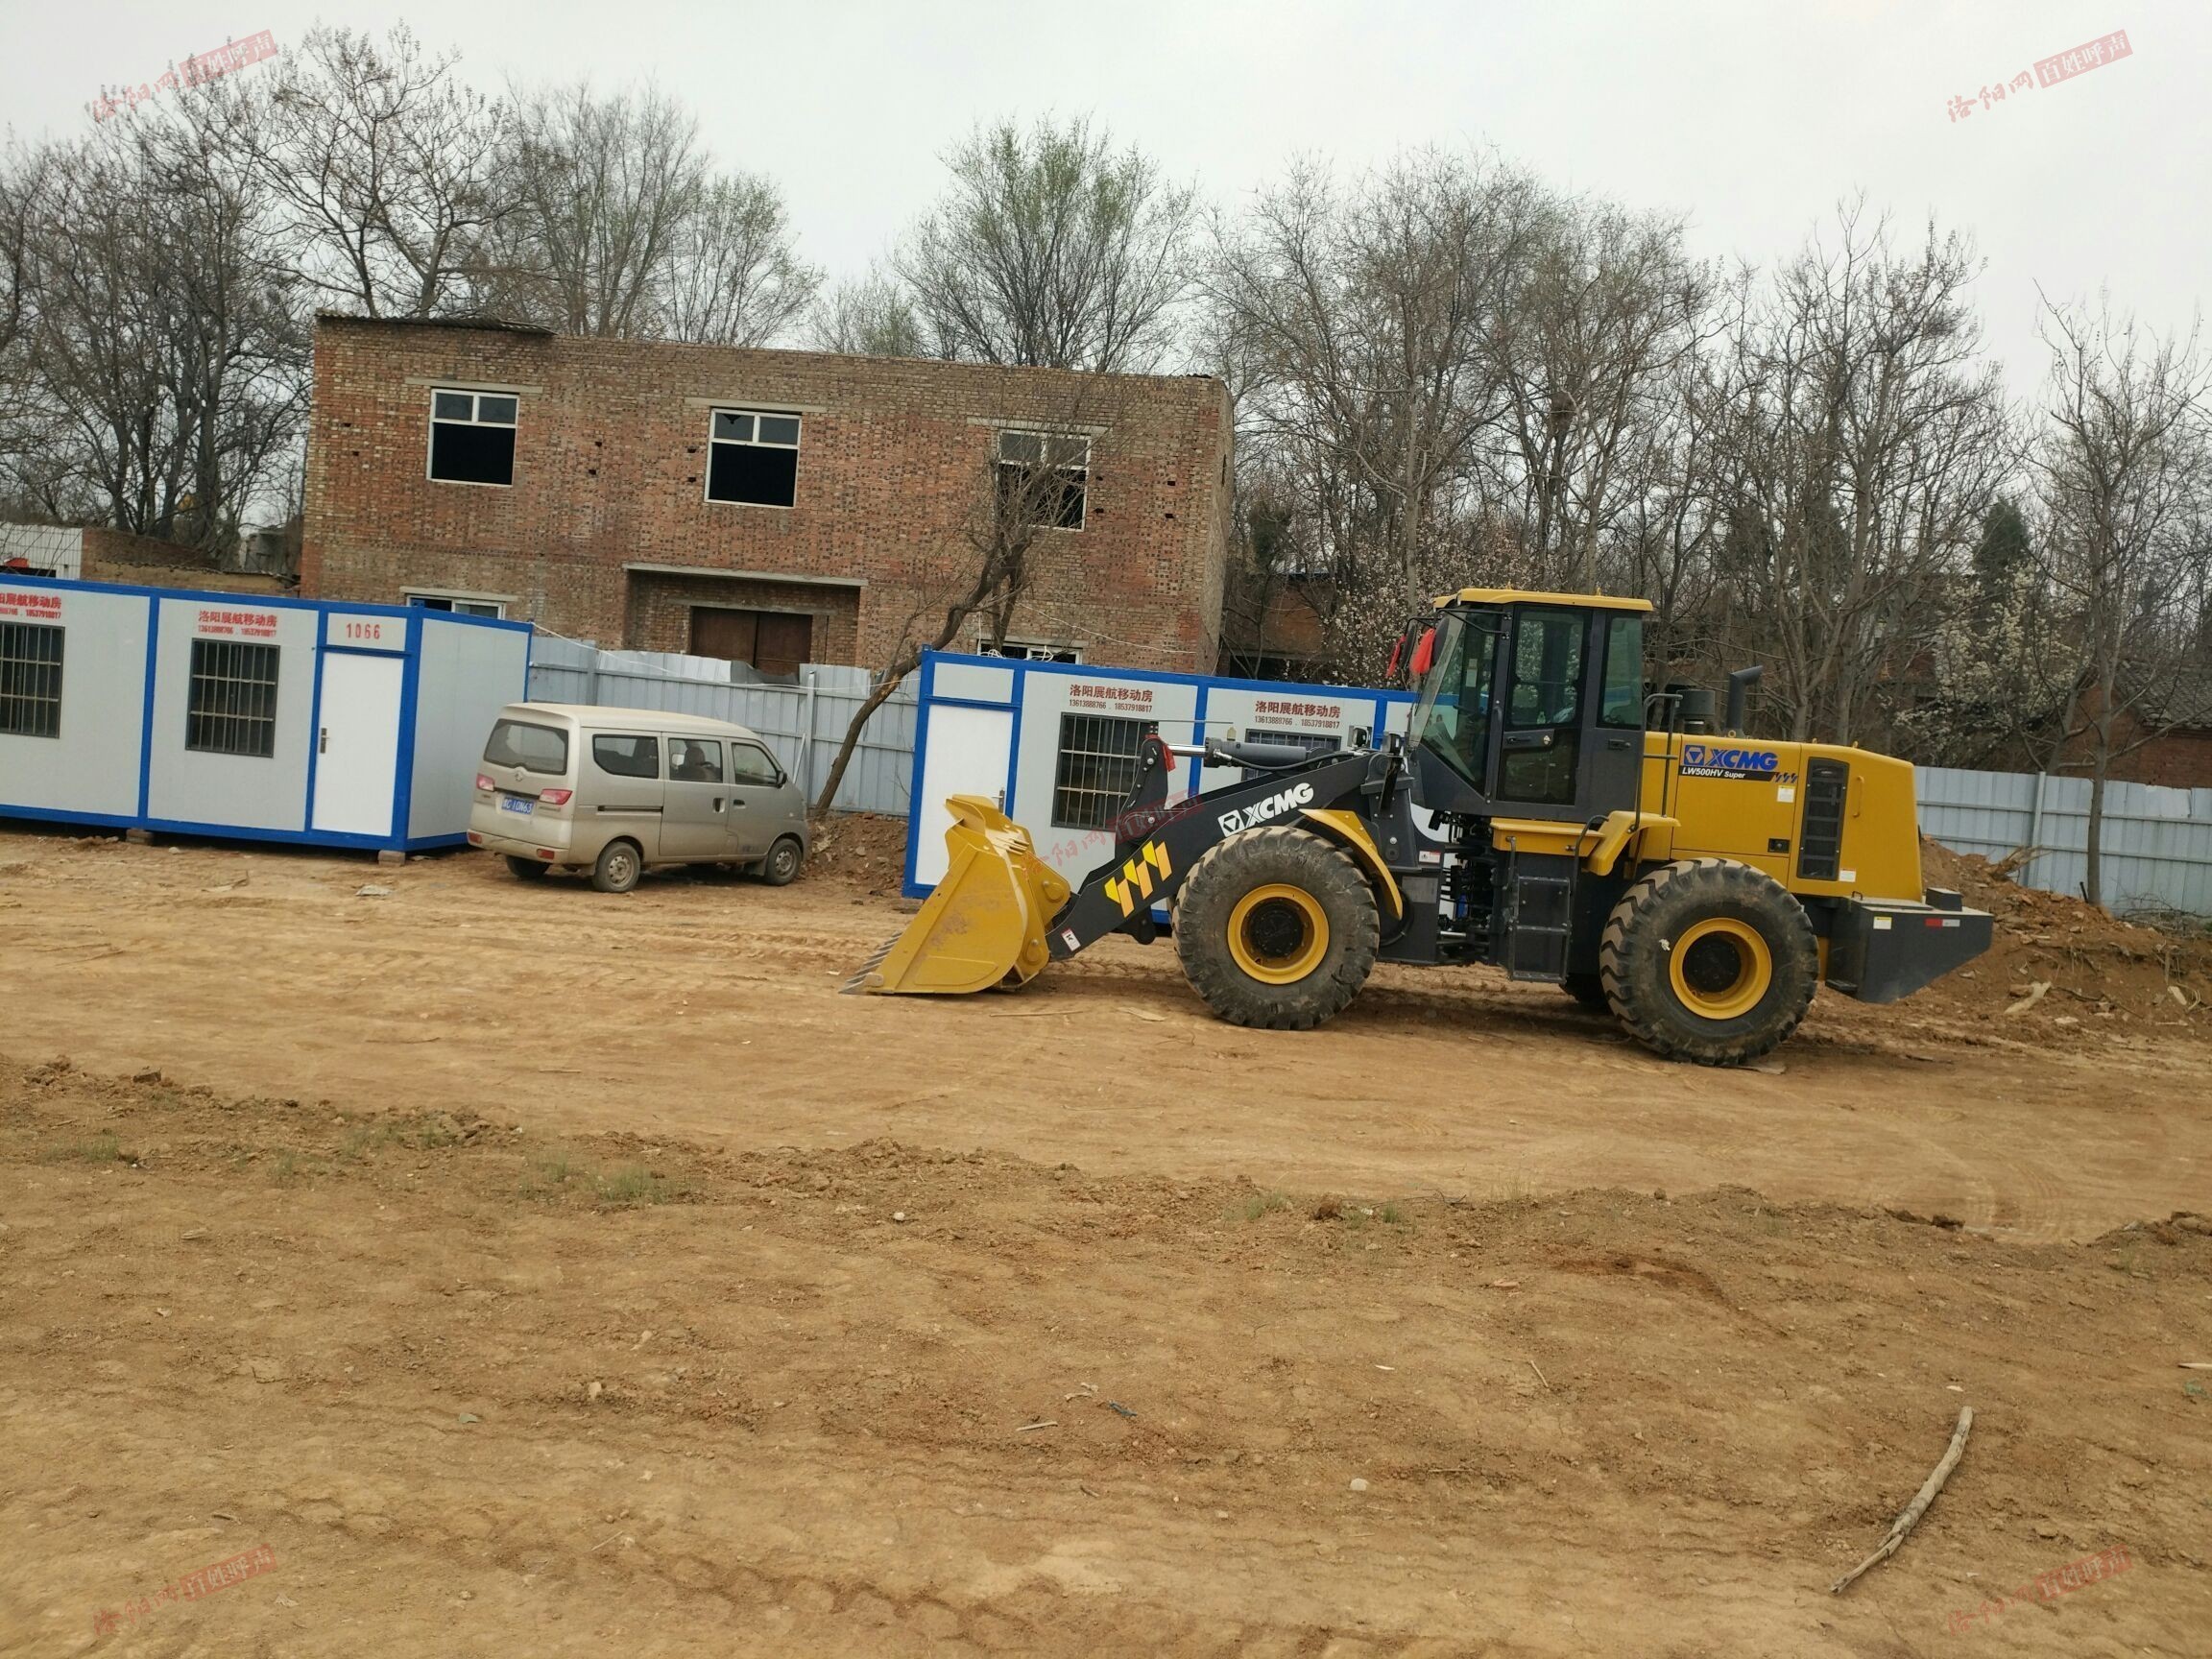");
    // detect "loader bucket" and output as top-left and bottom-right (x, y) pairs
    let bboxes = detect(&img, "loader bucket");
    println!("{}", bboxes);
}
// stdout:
(842, 795), (1073, 996)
